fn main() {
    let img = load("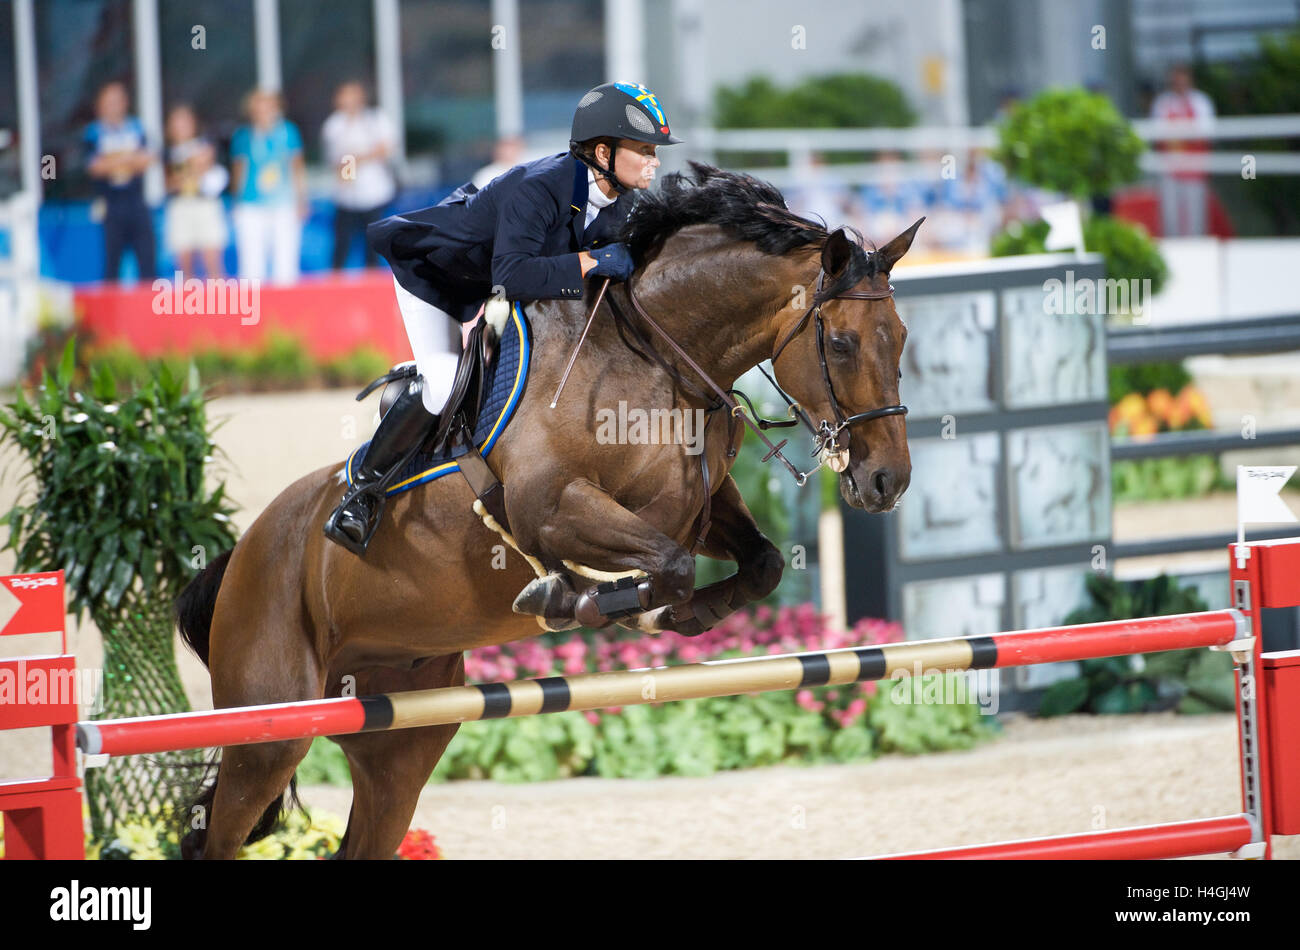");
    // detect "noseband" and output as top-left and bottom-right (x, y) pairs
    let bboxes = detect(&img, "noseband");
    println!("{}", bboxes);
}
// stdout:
(612, 260), (908, 487)
(769, 269), (908, 471)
